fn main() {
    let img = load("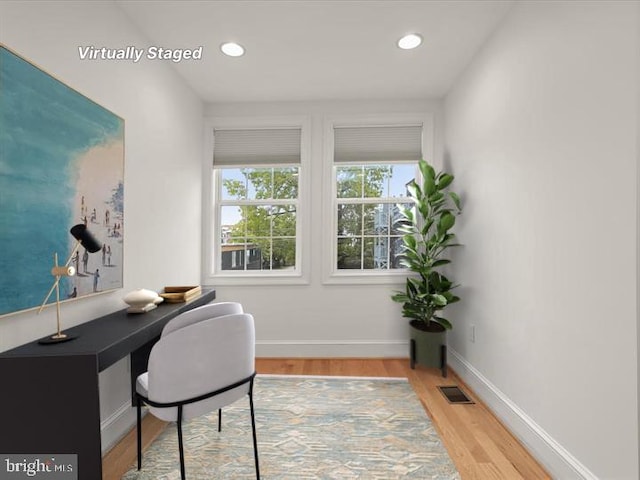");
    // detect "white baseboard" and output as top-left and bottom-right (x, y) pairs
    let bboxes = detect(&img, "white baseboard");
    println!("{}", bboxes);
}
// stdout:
(256, 340), (408, 358)
(448, 348), (598, 480)
(100, 401), (137, 455)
